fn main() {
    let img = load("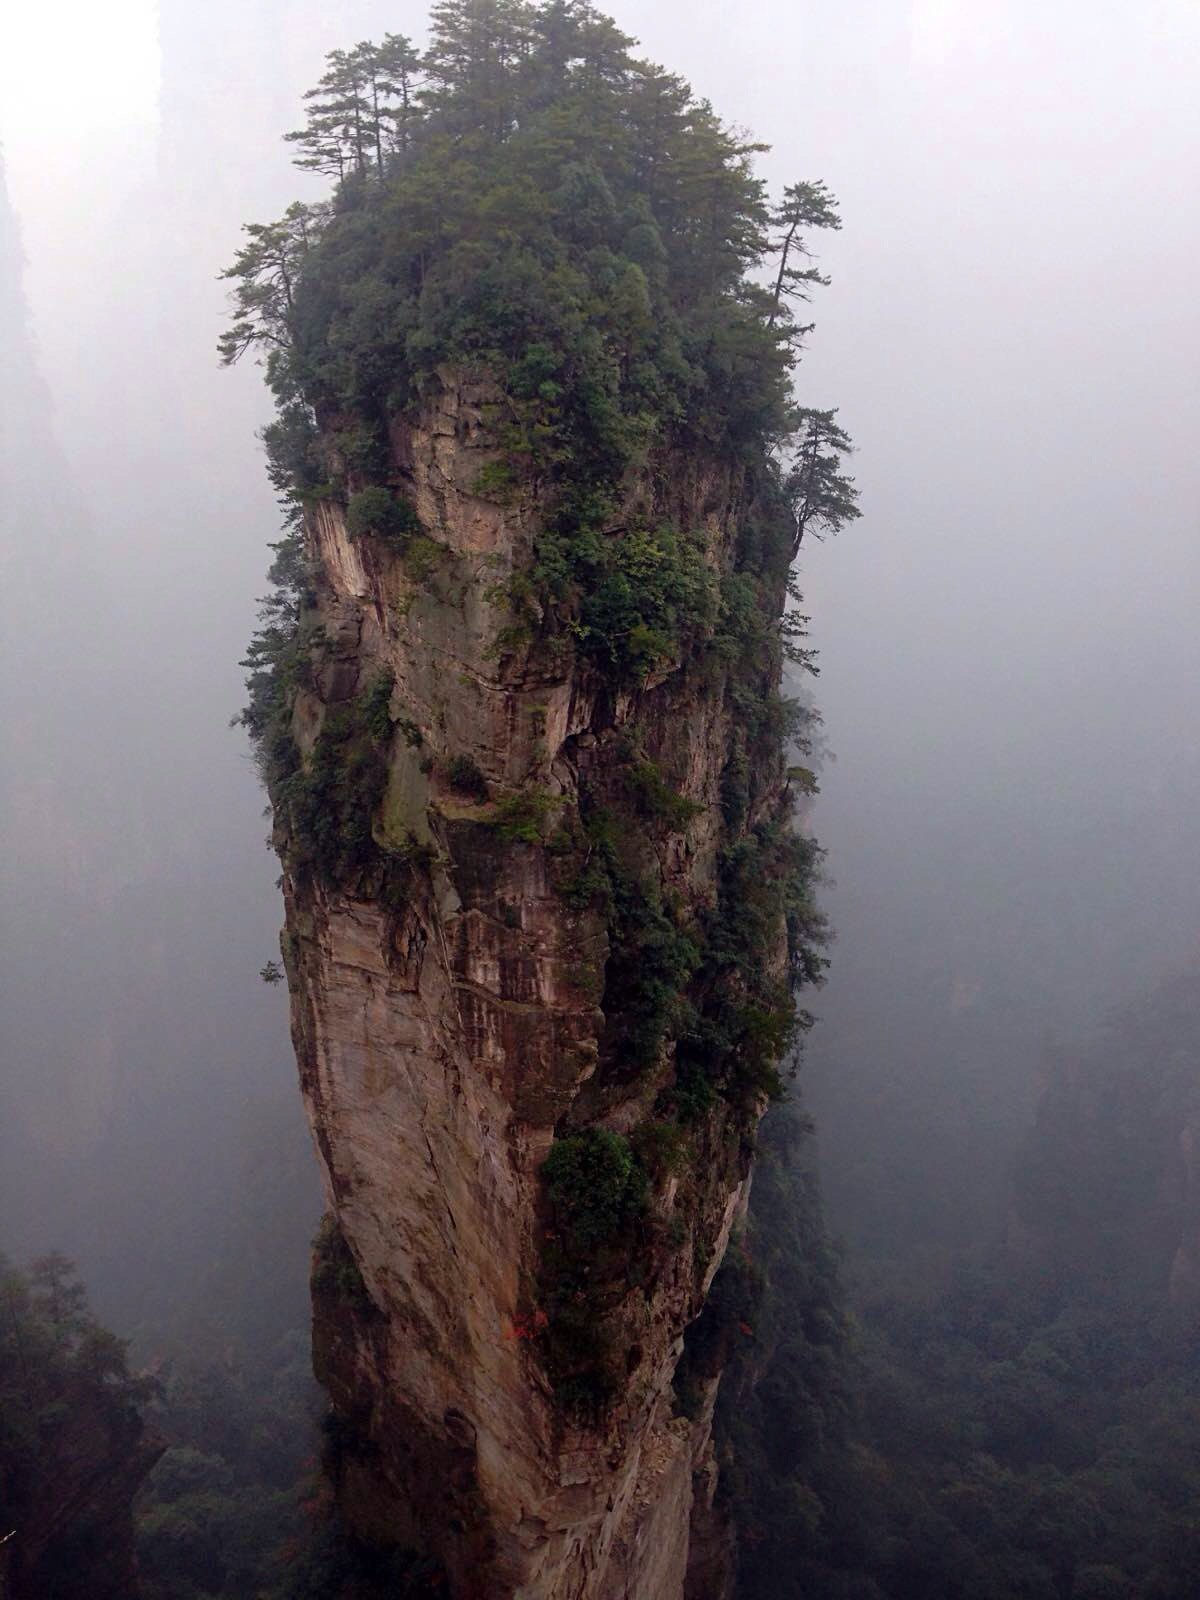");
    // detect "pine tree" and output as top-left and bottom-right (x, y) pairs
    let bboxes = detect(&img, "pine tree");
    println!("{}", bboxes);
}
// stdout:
(768, 180), (842, 330)
(374, 33), (426, 159)
(218, 203), (322, 377)
(285, 47), (376, 178)
(784, 409), (860, 553)
(29, 1251), (88, 1344)
(423, 0), (537, 136)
